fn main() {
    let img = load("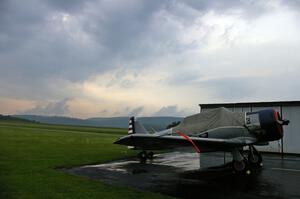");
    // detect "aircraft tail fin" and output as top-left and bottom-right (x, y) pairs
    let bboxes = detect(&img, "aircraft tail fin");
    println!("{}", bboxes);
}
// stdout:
(128, 117), (149, 135)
